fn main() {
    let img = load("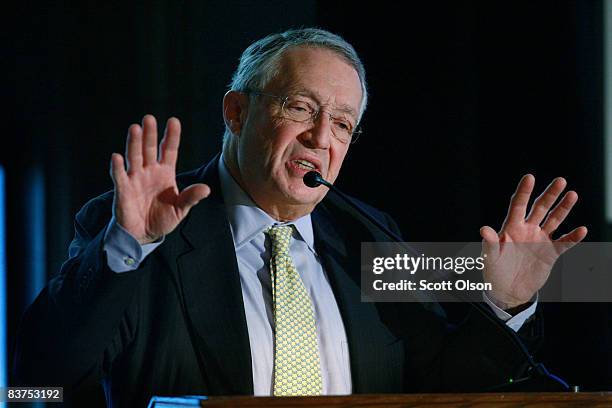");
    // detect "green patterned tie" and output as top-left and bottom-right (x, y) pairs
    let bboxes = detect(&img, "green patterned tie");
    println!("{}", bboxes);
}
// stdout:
(267, 225), (323, 396)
